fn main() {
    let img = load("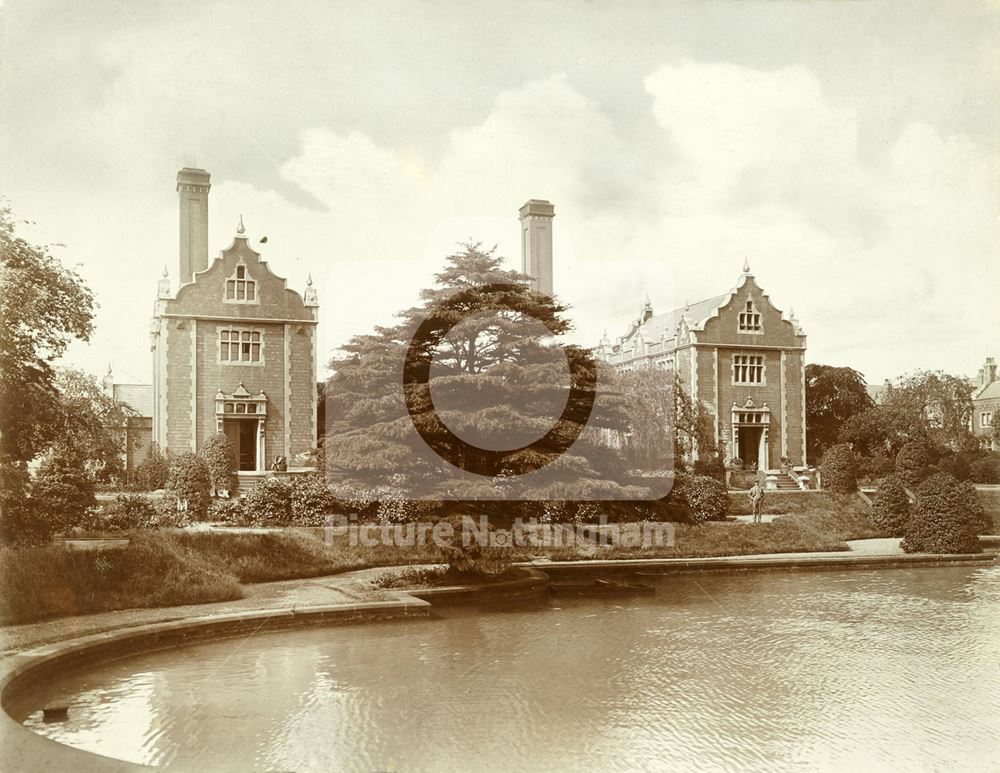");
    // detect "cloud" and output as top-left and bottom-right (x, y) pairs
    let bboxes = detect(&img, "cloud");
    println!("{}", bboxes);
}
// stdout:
(18, 55), (998, 387)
